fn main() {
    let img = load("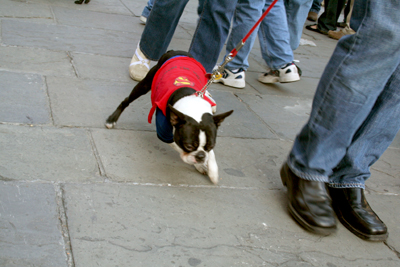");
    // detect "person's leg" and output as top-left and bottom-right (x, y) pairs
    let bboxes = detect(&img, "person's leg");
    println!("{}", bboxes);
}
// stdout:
(327, 65), (400, 241)
(310, 0), (322, 14)
(257, 0), (300, 84)
(189, 0), (238, 73)
(141, 0), (154, 19)
(284, 0), (313, 50)
(214, 0), (264, 88)
(130, 0), (189, 81)
(140, 0), (189, 60)
(307, 0), (323, 21)
(284, 0), (400, 235)
(316, 0), (346, 33)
